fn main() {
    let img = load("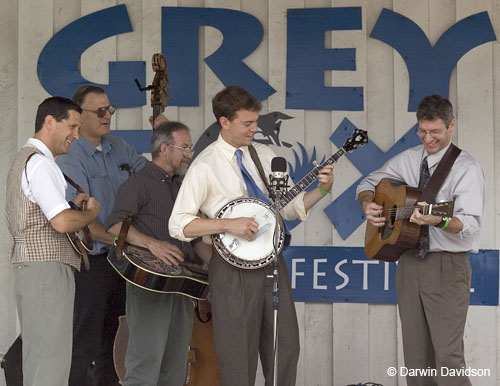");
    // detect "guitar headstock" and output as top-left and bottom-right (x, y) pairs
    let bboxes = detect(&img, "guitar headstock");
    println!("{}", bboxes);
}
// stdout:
(428, 201), (455, 217)
(343, 128), (368, 152)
